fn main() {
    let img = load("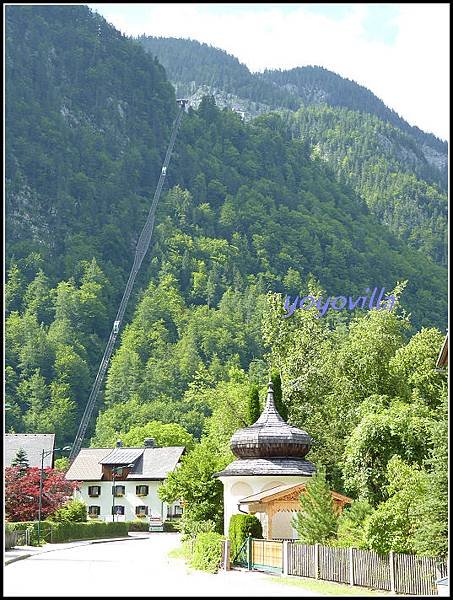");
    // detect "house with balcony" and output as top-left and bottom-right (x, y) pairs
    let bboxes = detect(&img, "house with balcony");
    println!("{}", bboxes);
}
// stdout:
(65, 438), (184, 524)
